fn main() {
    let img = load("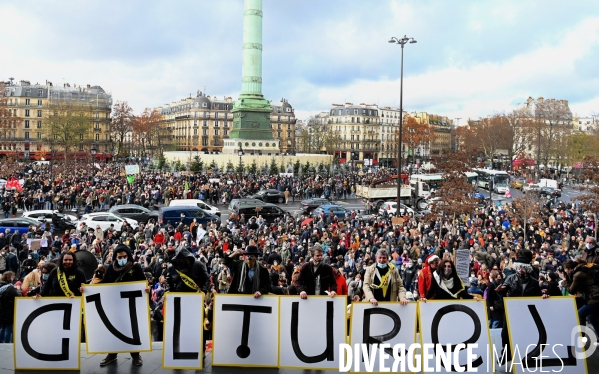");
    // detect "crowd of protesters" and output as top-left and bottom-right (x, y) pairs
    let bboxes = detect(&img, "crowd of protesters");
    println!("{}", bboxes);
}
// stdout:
(0, 160), (598, 366)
